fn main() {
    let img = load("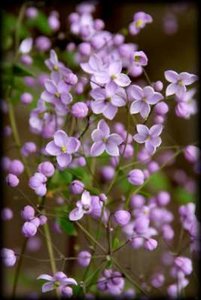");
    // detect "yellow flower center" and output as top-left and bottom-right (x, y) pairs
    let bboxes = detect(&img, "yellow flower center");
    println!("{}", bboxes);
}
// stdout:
(53, 65), (58, 71)
(136, 19), (143, 28)
(55, 92), (60, 98)
(111, 74), (117, 80)
(61, 146), (67, 153)
(178, 80), (183, 86)
(54, 281), (60, 288)
(134, 55), (140, 62)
